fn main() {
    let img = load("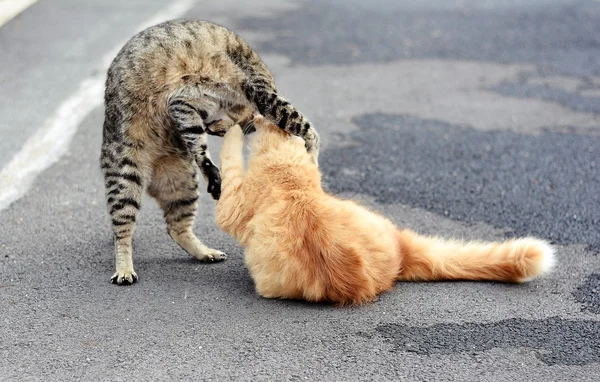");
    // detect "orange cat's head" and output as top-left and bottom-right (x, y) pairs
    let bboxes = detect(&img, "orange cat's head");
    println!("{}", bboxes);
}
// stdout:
(243, 114), (321, 192)
(247, 115), (307, 155)
(252, 115), (288, 136)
